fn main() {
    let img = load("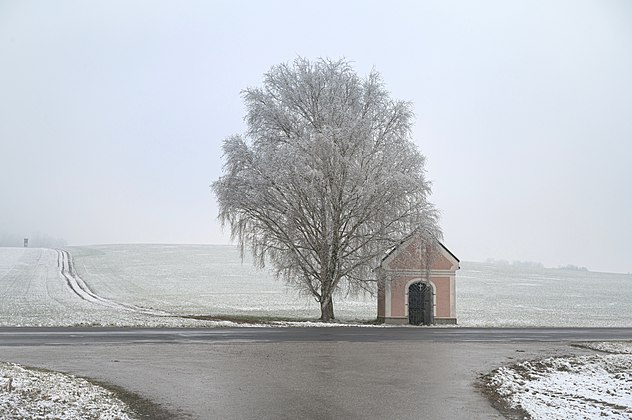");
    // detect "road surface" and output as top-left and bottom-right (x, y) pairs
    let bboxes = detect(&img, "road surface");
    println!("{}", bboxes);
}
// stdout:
(2, 326), (632, 345)
(2, 327), (630, 419)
